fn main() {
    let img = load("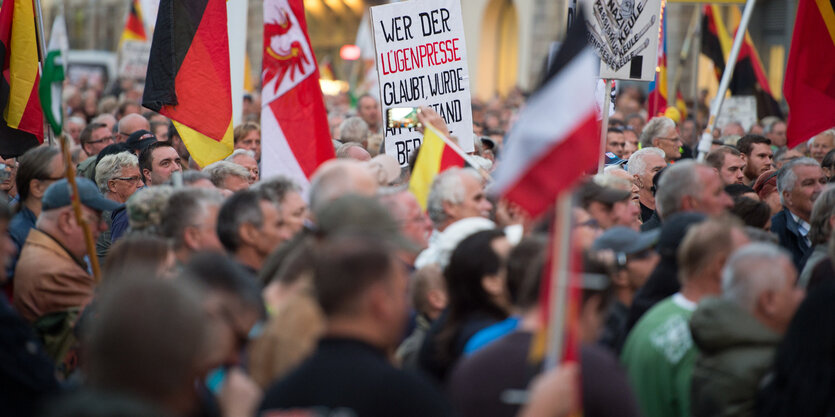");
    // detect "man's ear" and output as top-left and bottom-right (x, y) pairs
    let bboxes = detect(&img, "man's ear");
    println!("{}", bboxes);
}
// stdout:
(142, 168), (151, 184)
(442, 200), (458, 220)
(633, 174), (643, 188)
(238, 222), (259, 247)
